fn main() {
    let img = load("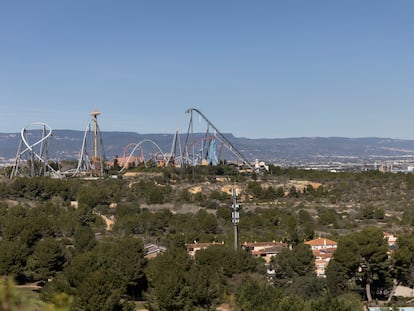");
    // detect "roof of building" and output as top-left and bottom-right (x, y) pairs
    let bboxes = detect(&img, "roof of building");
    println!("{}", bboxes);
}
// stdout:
(304, 238), (337, 246)
(186, 242), (224, 249)
(144, 243), (167, 256)
(313, 247), (336, 254)
(252, 245), (287, 255)
(313, 250), (334, 259)
(242, 241), (286, 248)
(384, 232), (397, 242)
